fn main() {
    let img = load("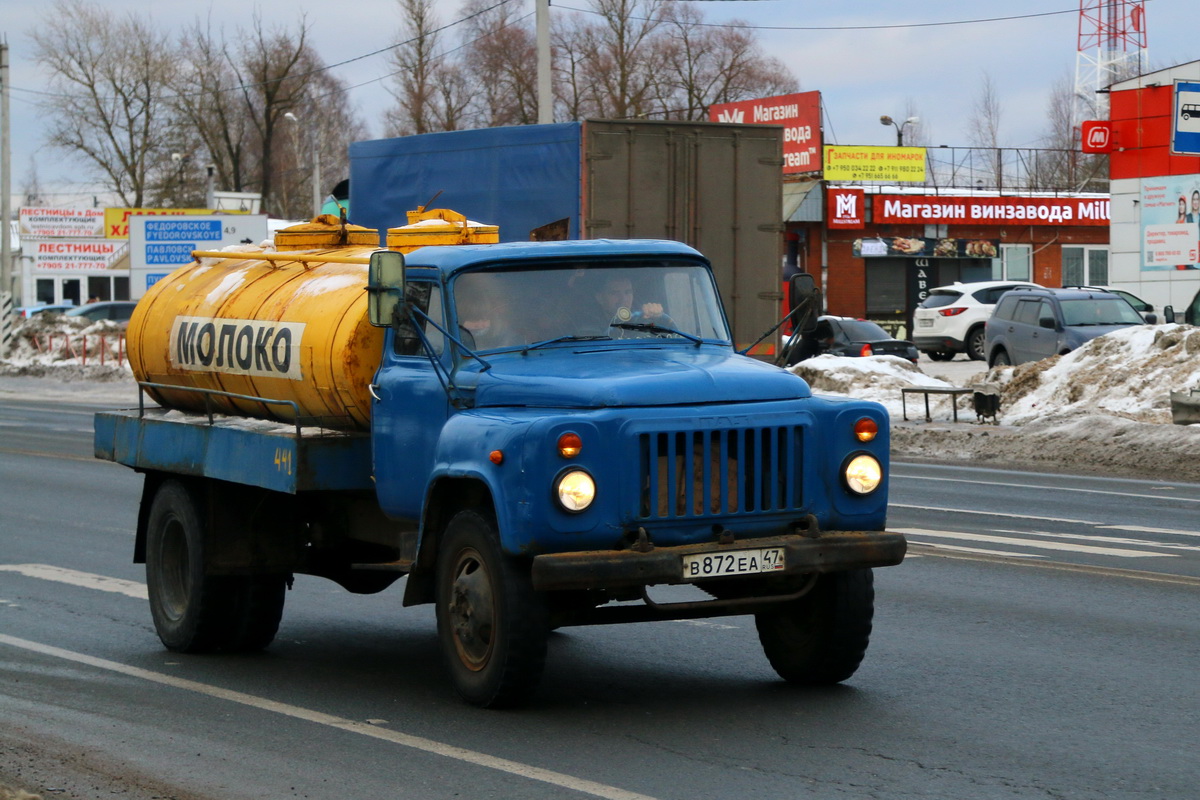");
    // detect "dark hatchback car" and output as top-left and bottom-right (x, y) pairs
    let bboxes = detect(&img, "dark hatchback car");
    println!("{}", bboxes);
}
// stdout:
(65, 301), (138, 324)
(789, 315), (919, 365)
(985, 287), (1145, 367)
